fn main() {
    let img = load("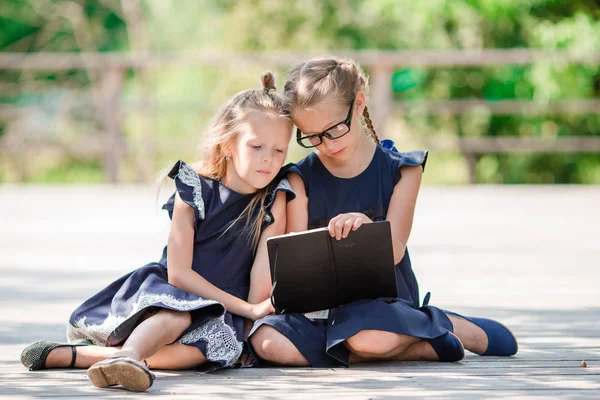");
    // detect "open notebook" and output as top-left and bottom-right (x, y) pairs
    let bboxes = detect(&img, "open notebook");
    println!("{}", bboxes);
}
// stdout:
(267, 221), (398, 315)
